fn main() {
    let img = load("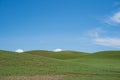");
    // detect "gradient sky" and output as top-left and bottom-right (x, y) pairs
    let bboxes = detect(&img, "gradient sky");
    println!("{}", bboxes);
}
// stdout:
(0, 0), (120, 52)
